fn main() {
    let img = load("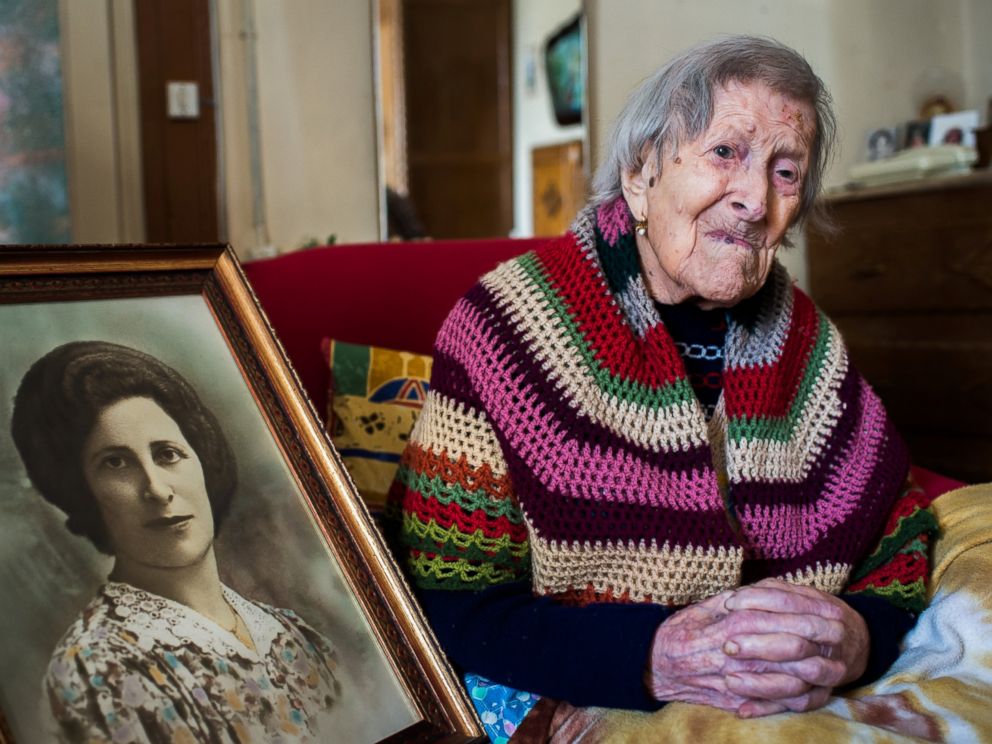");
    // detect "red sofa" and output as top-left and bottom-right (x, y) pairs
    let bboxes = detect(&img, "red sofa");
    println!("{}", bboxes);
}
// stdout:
(243, 237), (964, 498)
(243, 238), (548, 419)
